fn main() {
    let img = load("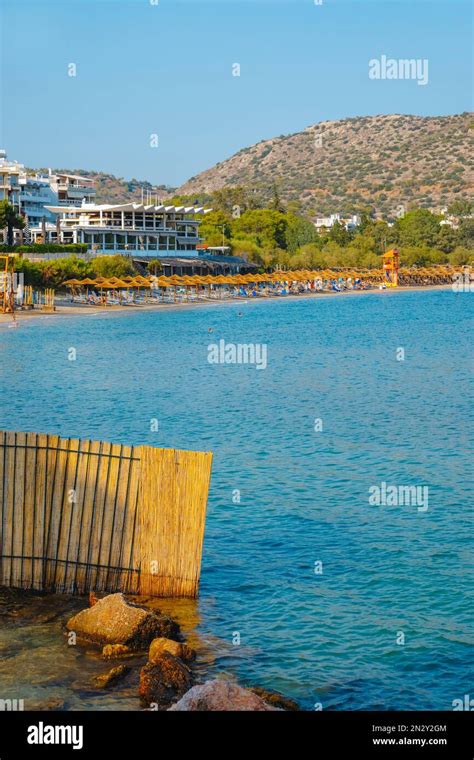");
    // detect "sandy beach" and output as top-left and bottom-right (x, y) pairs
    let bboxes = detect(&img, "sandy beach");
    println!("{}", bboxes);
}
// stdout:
(0, 284), (453, 327)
